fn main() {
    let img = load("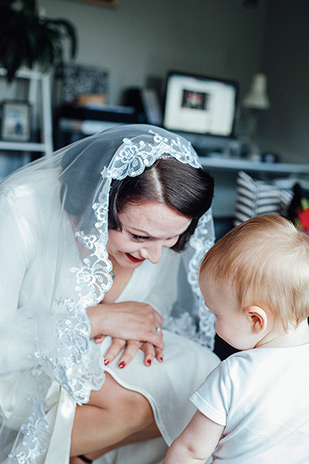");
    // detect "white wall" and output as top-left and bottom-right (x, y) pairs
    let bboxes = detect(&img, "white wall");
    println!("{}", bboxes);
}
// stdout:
(40, 0), (267, 105)
(260, 0), (309, 163)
